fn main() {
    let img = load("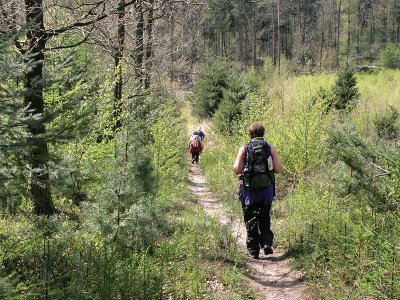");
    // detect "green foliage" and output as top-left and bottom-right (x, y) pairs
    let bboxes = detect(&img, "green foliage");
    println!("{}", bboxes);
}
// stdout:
(380, 43), (400, 69)
(236, 92), (270, 141)
(44, 47), (98, 137)
(0, 75), (252, 298)
(206, 0), (234, 34)
(243, 67), (262, 93)
(0, 277), (13, 298)
(331, 68), (360, 111)
(373, 106), (399, 139)
(0, 188), (250, 299)
(0, 43), (31, 211)
(214, 73), (247, 135)
(150, 93), (186, 185)
(191, 57), (230, 117)
(200, 133), (243, 216)
(202, 68), (400, 299)
(276, 101), (328, 176)
(312, 87), (335, 113)
(314, 69), (359, 113)
(328, 127), (400, 212)
(263, 56), (275, 79)
(213, 100), (242, 136)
